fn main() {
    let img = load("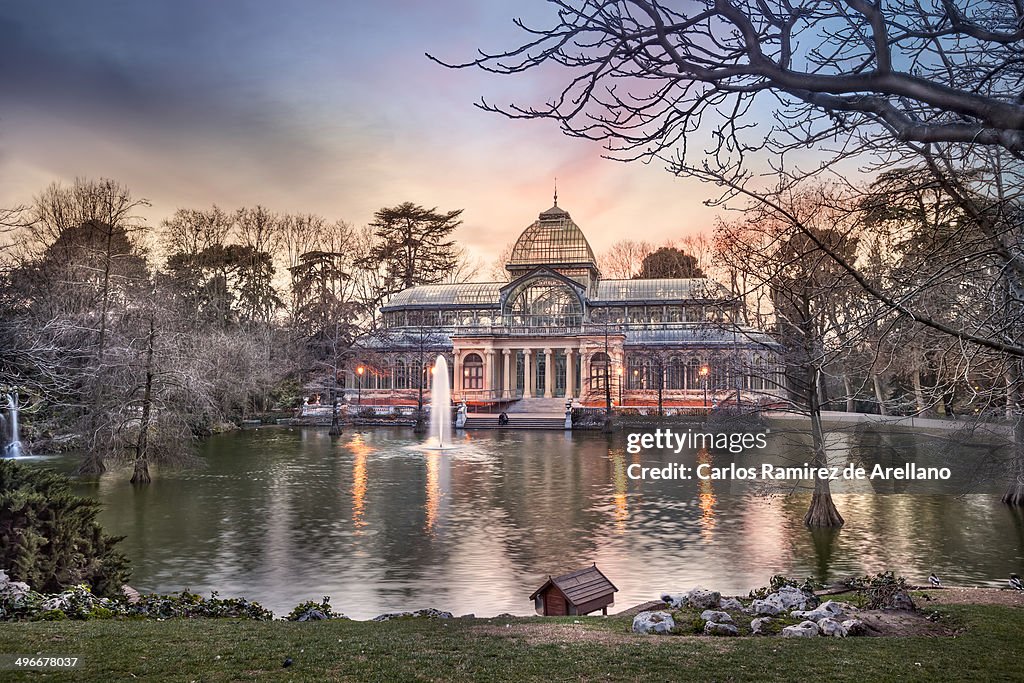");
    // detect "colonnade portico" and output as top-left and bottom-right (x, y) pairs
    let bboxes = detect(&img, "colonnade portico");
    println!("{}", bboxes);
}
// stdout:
(451, 340), (598, 402)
